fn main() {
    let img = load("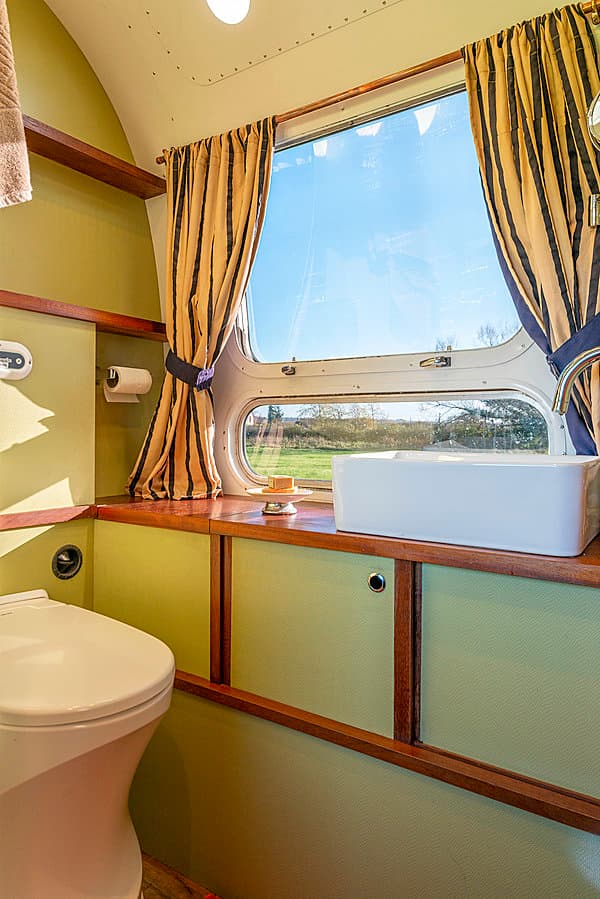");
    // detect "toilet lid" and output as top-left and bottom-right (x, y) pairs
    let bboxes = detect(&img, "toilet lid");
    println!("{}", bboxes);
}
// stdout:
(0, 594), (175, 726)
